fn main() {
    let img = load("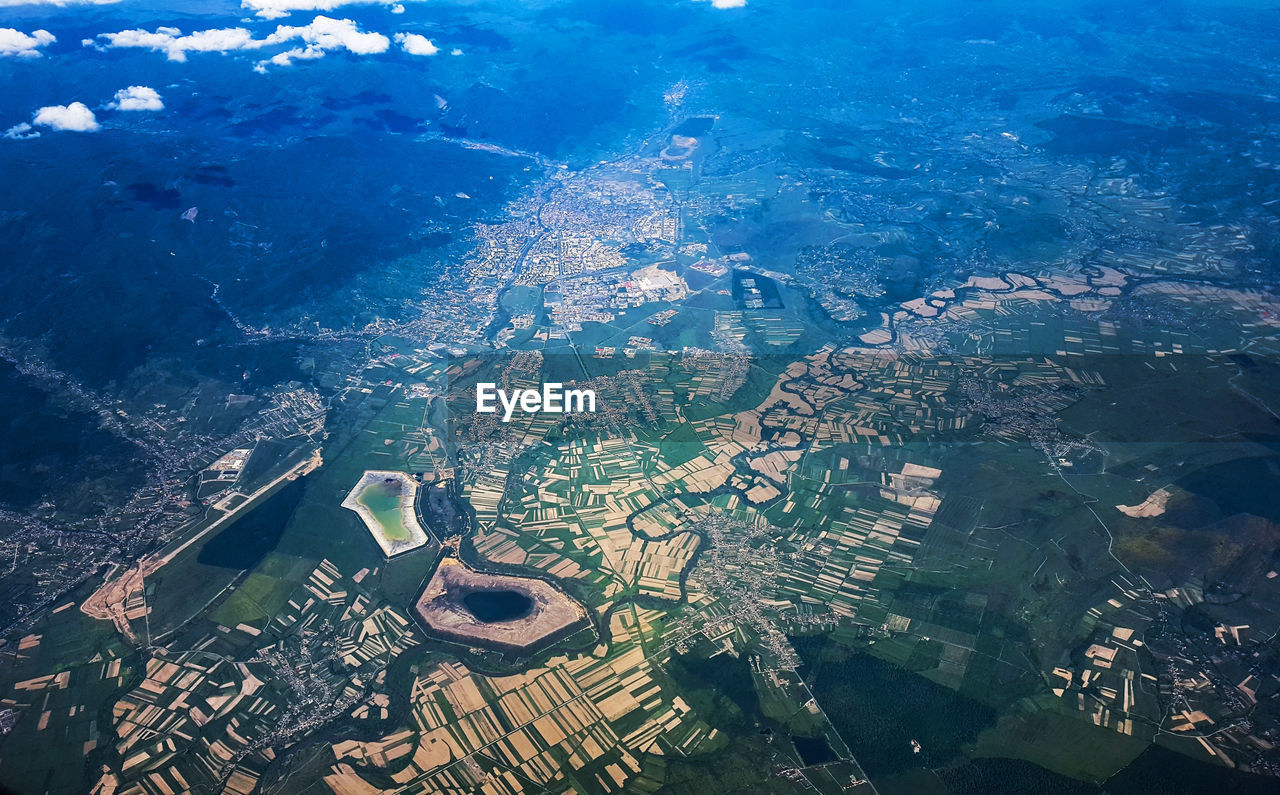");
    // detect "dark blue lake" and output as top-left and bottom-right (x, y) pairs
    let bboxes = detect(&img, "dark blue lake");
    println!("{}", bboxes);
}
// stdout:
(462, 590), (533, 622)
